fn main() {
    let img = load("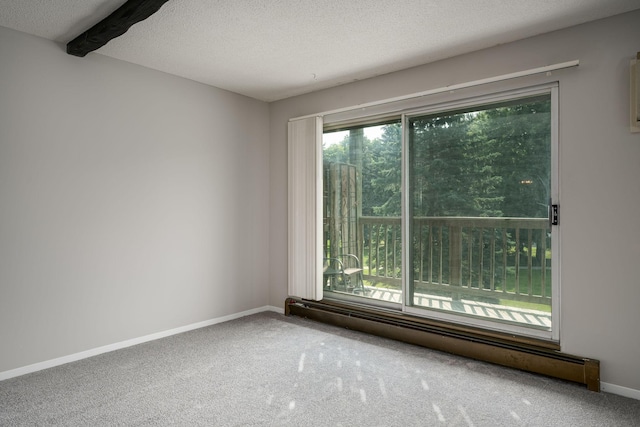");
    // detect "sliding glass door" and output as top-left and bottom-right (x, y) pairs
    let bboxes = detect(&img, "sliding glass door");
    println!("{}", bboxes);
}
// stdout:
(322, 121), (403, 305)
(406, 91), (556, 337)
(322, 85), (558, 339)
